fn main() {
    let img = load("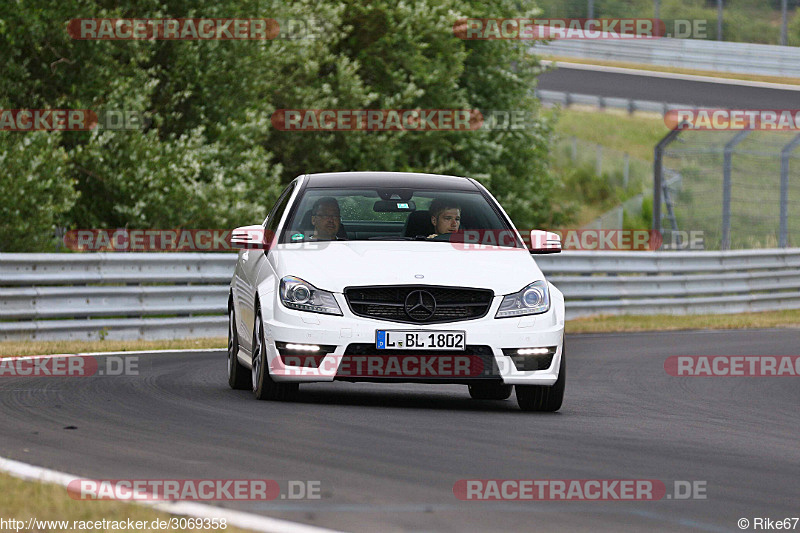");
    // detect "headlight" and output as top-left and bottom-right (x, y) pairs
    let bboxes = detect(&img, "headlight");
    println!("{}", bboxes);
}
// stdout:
(280, 276), (342, 316)
(495, 280), (550, 318)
